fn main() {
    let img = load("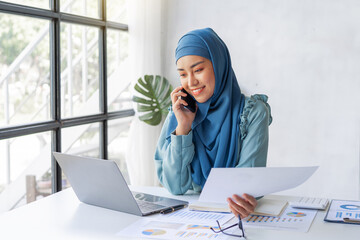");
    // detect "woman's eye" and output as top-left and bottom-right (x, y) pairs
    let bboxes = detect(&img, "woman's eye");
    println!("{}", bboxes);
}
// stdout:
(195, 68), (203, 73)
(179, 74), (186, 77)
